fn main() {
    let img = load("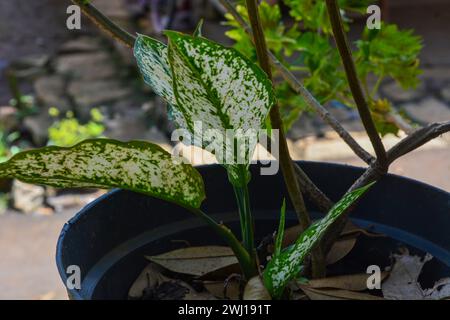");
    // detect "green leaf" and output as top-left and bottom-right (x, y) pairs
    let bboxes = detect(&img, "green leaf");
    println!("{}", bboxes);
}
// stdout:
(274, 199), (286, 257)
(134, 35), (175, 105)
(263, 182), (375, 298)
(165, 31), (275, 185)
(0, 139), (205, 208)
(355, 23), (423, 89)
(134, 35), (188, 129)
(193, 19), (204, 38)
